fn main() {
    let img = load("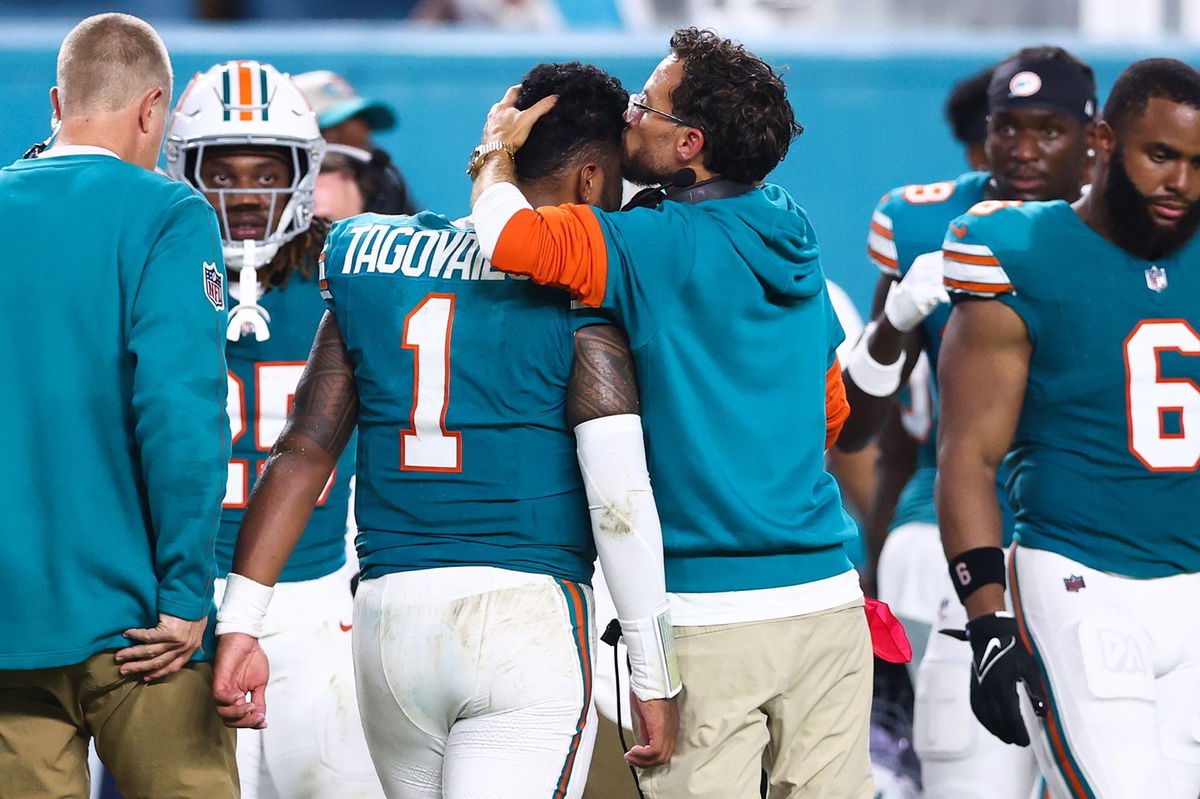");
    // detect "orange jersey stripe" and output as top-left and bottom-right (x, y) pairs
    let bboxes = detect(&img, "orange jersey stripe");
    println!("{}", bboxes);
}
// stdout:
(825, 358), (850, 449)
(870, 220), (894, 240)
(1010, 553), (1090, 799)
(868, 245), (899, 270)
(490, 205), (609, 307)
(945, 278), (1013, 294)
(238, 62), (253, 121)
(943, 250), (1002, 267)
